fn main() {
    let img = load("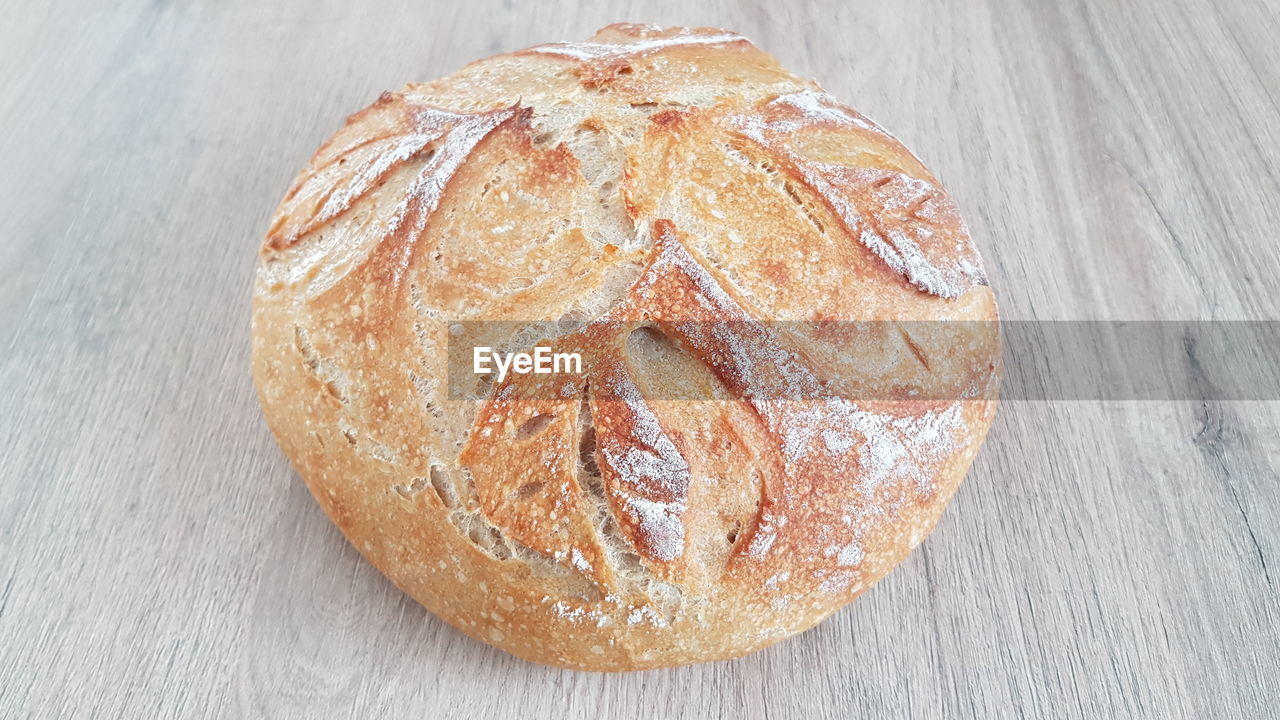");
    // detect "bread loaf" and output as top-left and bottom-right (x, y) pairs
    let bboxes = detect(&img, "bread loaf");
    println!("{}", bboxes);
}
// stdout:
(252, 23), (1000, 670)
